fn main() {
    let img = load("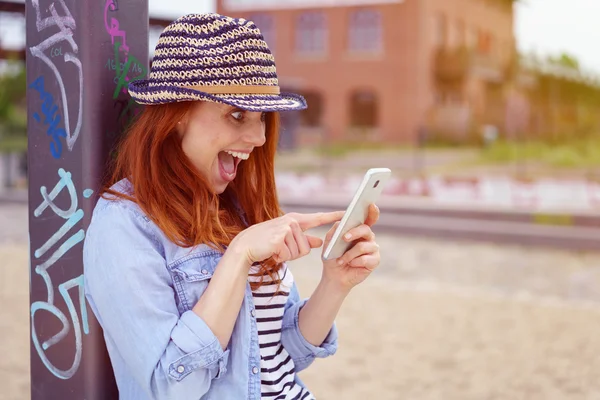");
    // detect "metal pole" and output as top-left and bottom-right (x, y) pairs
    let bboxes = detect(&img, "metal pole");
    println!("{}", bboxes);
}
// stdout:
(26, 0), (149, 398)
